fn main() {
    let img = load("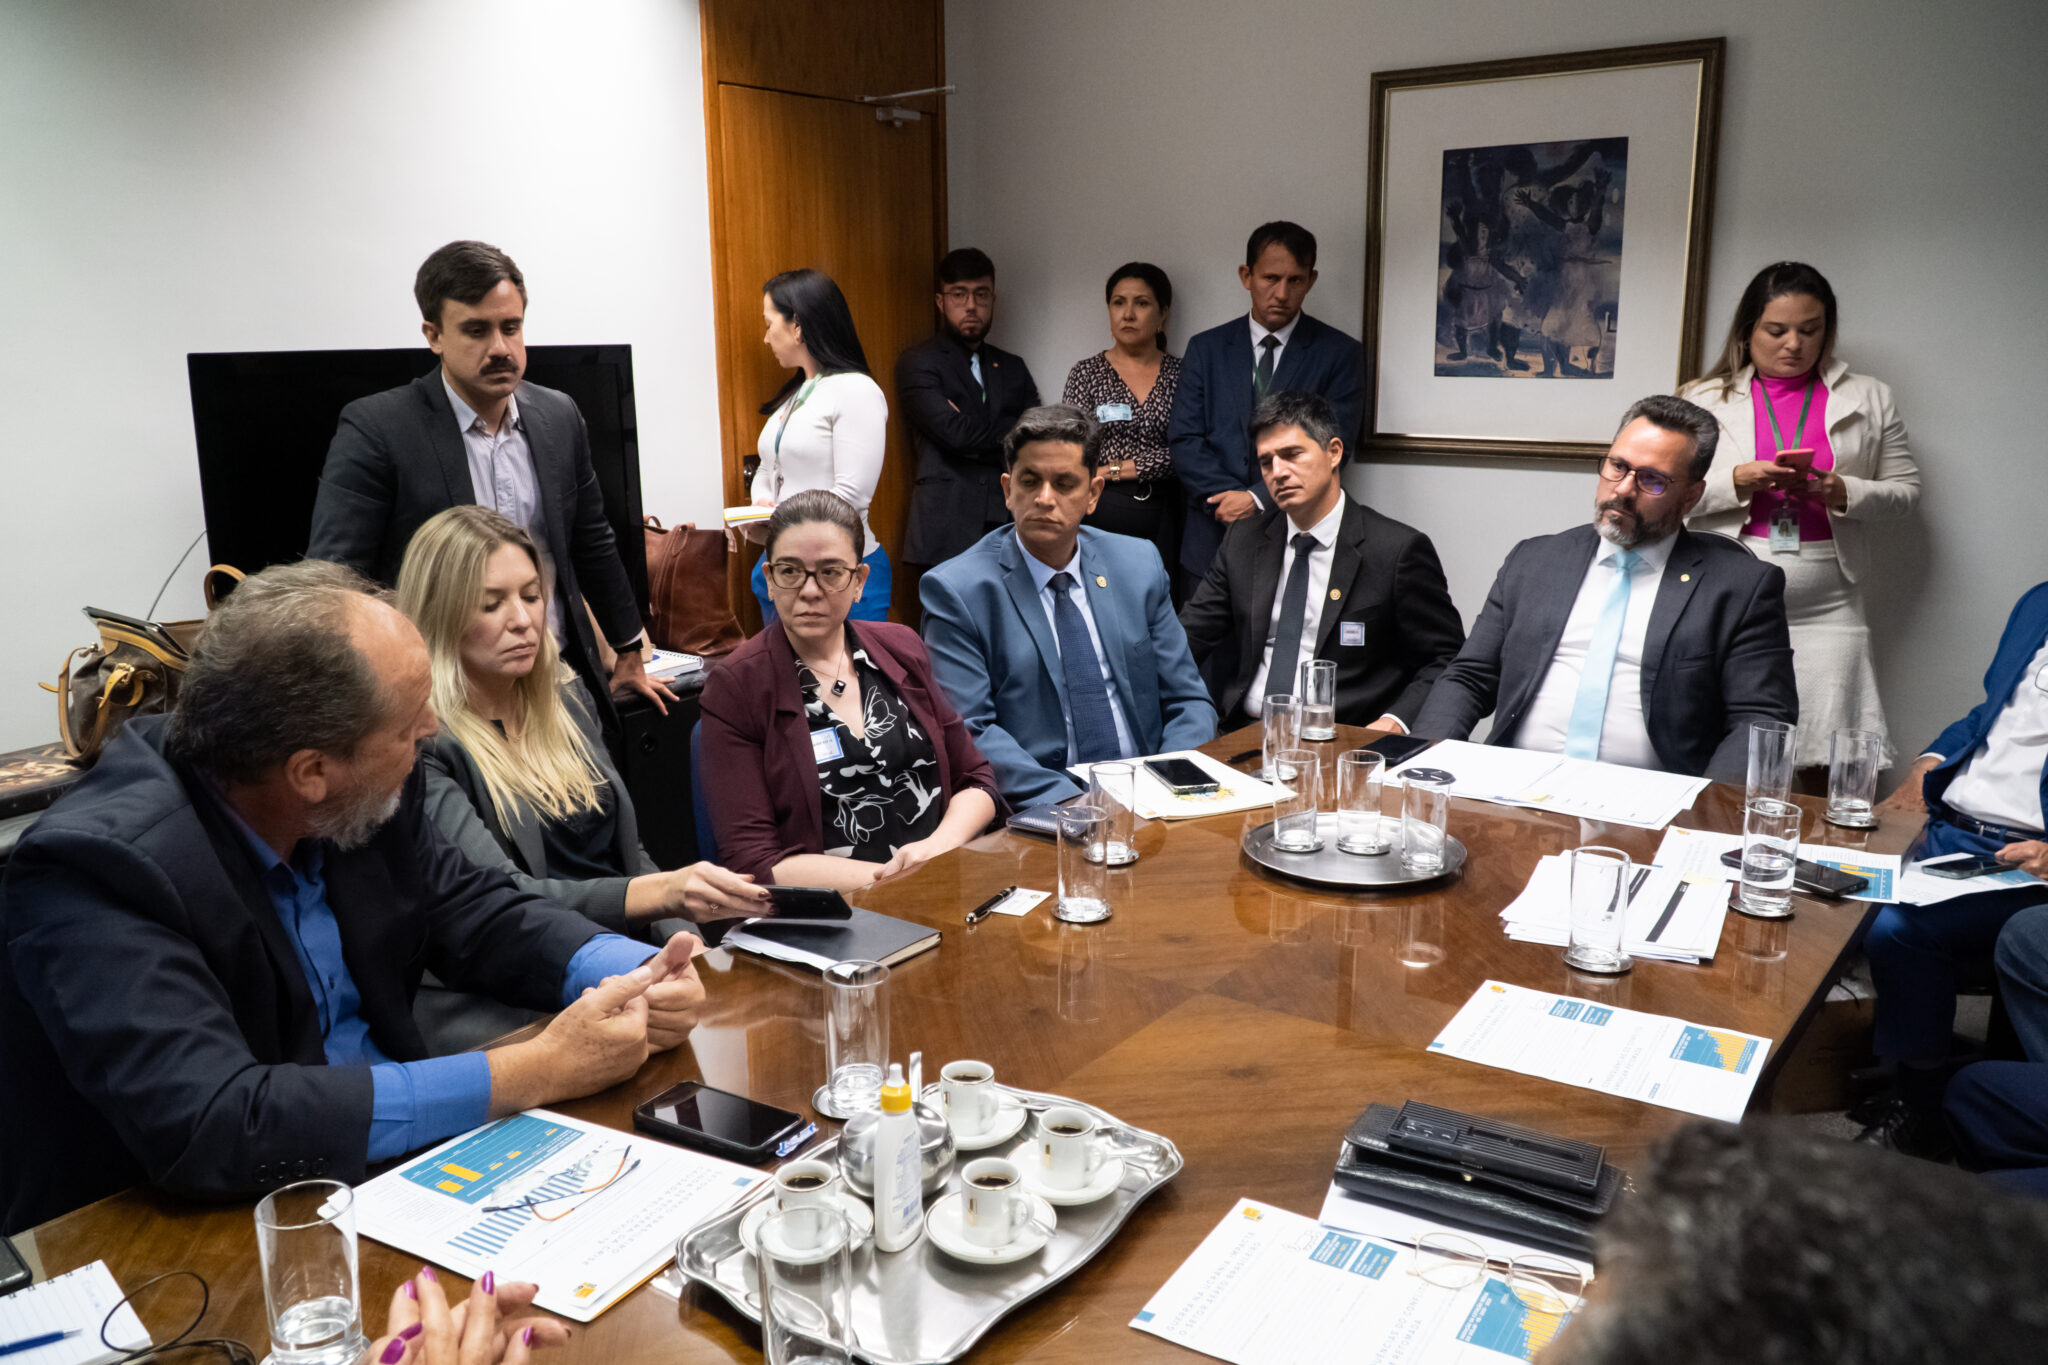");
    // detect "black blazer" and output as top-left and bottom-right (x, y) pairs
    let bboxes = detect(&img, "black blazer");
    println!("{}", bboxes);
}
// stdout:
(1411, 525), (1798, 781)
(896, 332), (1040, 565)
(306, 371), (642, 735)
(1178, 496), (1465, 729)
(0, 717), (605, 1232)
